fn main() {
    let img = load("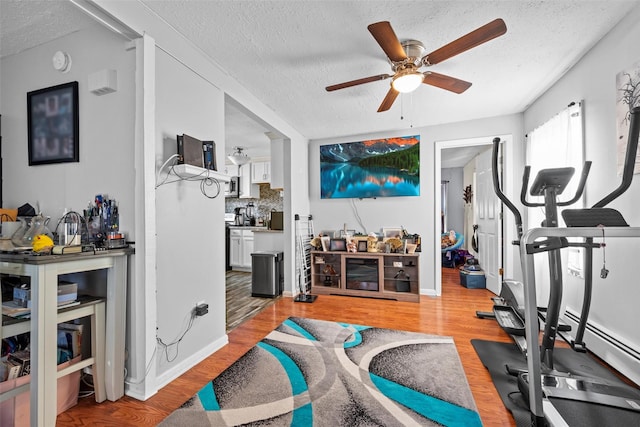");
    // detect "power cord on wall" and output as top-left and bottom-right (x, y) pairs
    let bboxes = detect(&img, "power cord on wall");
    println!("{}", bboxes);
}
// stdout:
(124, 345), (157, 386)
(350, 198), (367, 234)
(155, 154), (222, 198)
(156, 307), (197, 363)
(124, 303), (203, 386)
